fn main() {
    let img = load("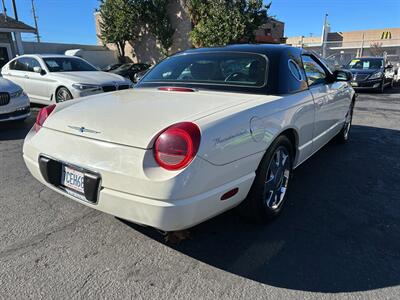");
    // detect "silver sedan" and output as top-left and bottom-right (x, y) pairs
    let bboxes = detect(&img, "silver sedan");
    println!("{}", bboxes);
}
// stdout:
(0, 77), (30, 122)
